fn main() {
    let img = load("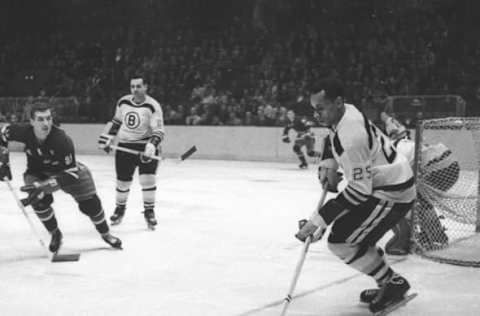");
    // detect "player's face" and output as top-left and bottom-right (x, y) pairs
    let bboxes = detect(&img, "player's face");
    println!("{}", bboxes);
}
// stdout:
(287, 111), (295, 121)
(30, 109), (53, 140)
(130, 79), (147, 99)
(310, 91), (344, 127)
